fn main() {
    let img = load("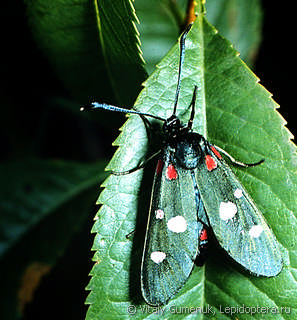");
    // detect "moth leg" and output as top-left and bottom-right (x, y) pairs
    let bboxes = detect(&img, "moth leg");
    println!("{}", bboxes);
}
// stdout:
(125, 220), (149, 239)
(112, 150), (161, 176)
(200, 136), (264, 167)
(125, 229), (136, 239)
(213, 145), (264, 168)
(135, 111), (155, 147)
(131, 107), (154, 133)
(112, 107), (161, 175)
